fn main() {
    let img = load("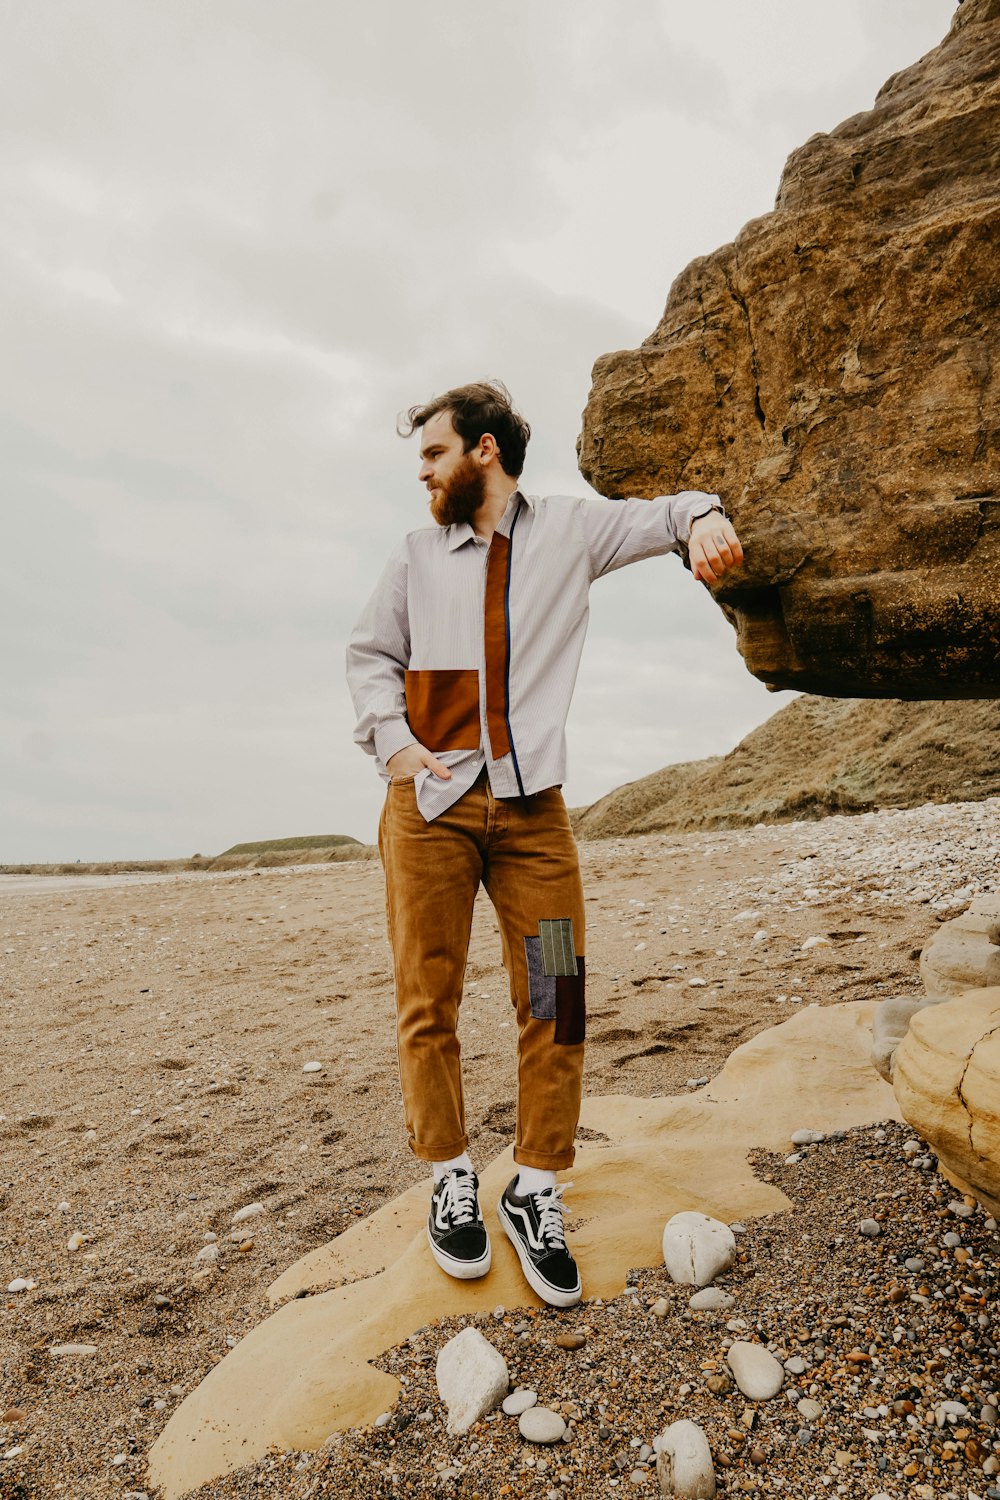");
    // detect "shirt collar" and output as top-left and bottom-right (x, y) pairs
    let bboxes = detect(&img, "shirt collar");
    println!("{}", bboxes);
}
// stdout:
(446, 487), (534, 551)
